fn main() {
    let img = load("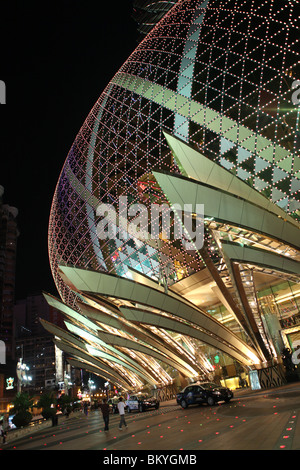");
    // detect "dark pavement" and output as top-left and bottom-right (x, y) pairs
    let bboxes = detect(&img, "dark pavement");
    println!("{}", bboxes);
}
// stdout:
(1, 382), (300, 452)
